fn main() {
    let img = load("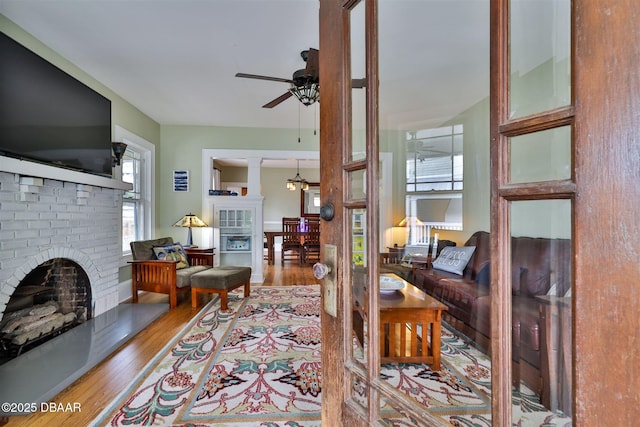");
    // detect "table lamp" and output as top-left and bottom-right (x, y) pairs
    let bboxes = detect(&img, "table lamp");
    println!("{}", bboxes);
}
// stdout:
(173, 213), (208, 247)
